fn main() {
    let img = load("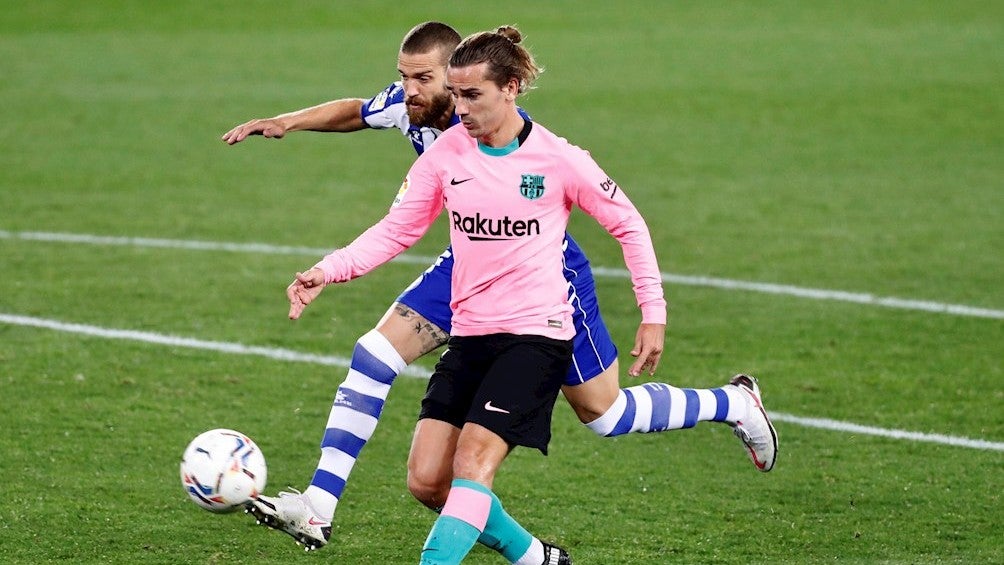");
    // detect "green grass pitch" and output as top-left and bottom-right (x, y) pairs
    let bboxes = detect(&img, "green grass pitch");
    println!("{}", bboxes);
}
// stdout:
(1, 1), (1001, 563)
